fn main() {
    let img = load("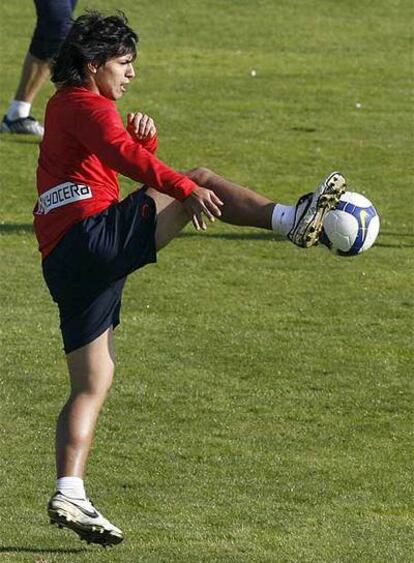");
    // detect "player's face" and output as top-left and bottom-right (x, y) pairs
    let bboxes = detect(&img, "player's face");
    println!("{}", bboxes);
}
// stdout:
(91, 54), (136, 100)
